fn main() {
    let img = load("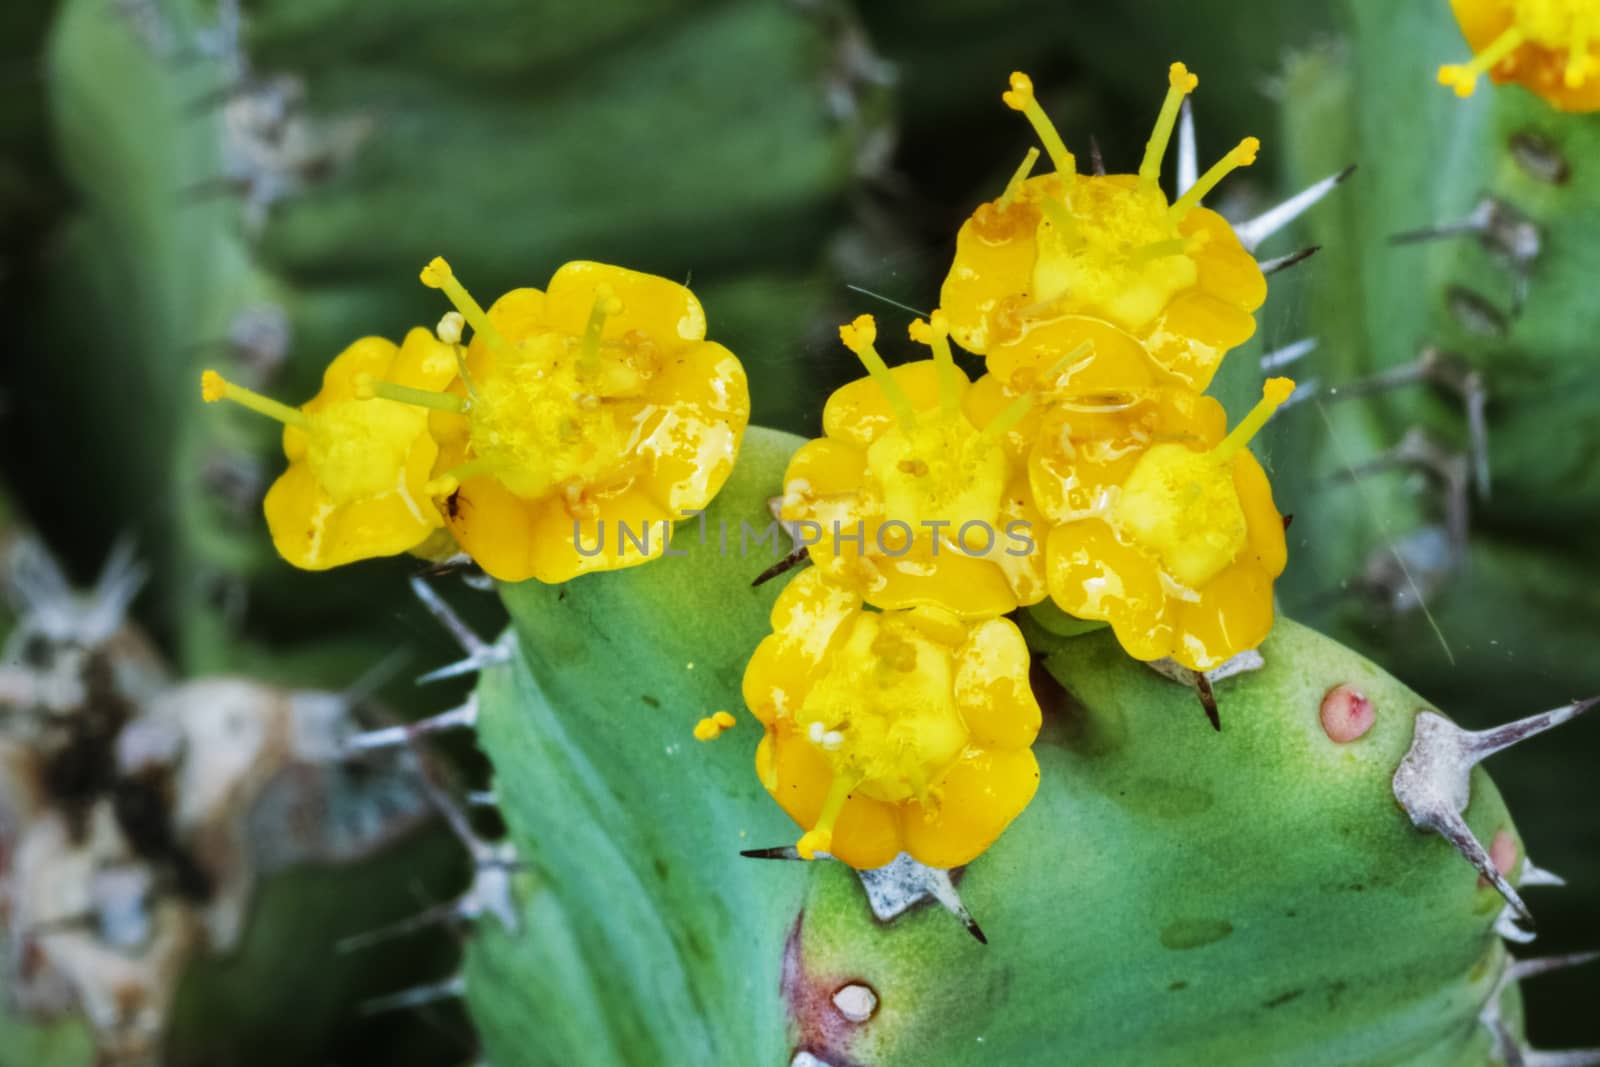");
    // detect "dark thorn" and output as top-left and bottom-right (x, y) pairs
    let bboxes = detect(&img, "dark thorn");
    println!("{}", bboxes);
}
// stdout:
(1193, 671), (1220, 731)
(1389, 219), (1486, 246)
(1282, 513), (1295, 531)
(1261, 245), (1320, 274)
(1509, 130), (1571, 185)
(752, 546), (811, 587)
(740, 845), (806, 861)
(1089, 135), (1106, 177)
(964, 916), (989, 945)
